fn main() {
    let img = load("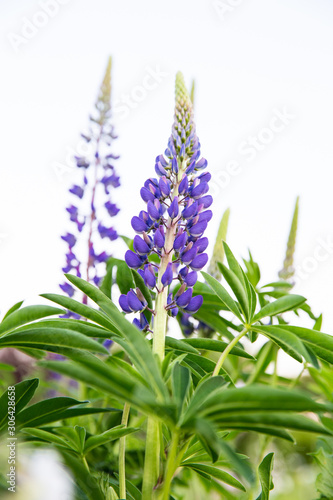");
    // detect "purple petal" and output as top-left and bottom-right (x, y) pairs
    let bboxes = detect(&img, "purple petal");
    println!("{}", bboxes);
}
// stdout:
(161, 263), (173, 286)
(198, 195), (213, 209)
(125, 250), (144, 269)
(176, 288), (193, 308)
(184, 271), (198, 287)
(189, 221), (208, 237)
(184, 295), (203, 313)
(133, 235), (151, 256)
(190, 253), (208, 271)
(119, 294), (132, 313)
(140, 187), (155, 202)
(168, 197), (179, 219)
(127, 290), (144, 312)
(131, 216), (148, 233)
